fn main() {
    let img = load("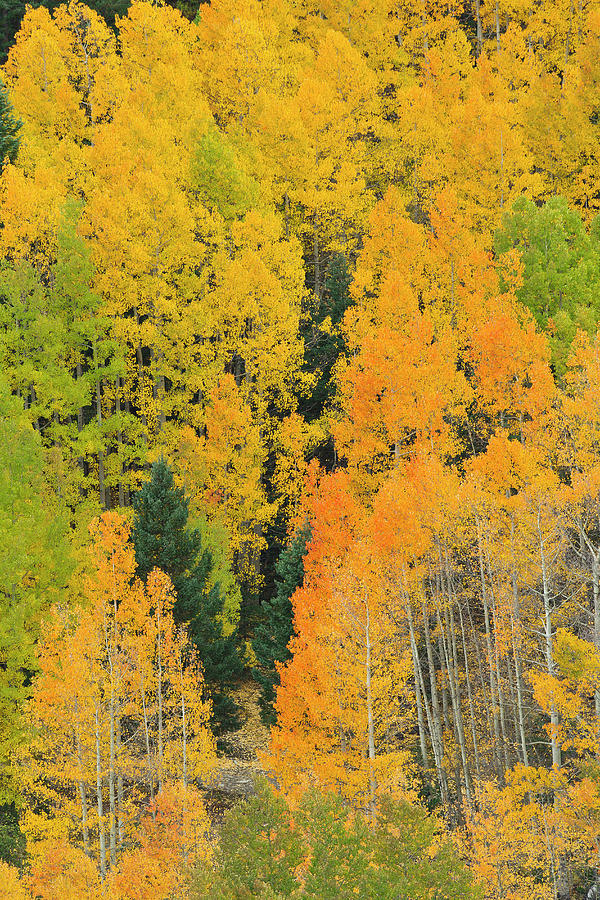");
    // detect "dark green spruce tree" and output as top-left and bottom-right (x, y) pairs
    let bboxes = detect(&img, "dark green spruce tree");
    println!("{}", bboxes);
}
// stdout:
(0, 78), (21, 168)
(252, 522), (311, 725)
(1, 0), (200, 64)
(132, 459), (242, 738)
(177, 550), (243, 738)
(0, 802), (25, 867)
(132, 459), (199, 585)
(0, 2), (25, 65)
(300, 252), (353, 423)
